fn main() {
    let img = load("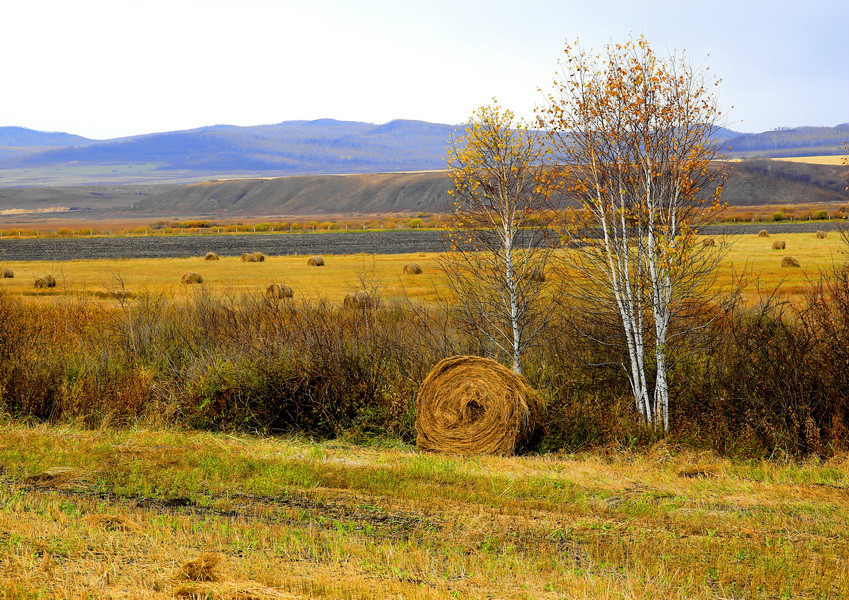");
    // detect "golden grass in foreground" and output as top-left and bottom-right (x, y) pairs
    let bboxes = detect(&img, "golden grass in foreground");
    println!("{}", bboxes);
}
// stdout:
(0, 232), (846, 306)
(1, 424), (848, 599)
